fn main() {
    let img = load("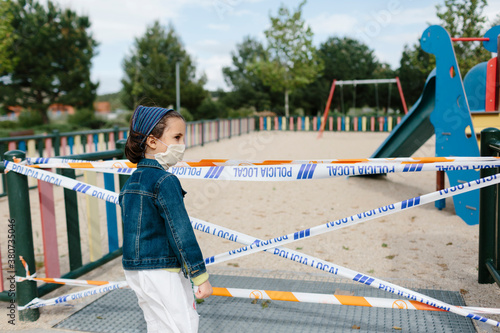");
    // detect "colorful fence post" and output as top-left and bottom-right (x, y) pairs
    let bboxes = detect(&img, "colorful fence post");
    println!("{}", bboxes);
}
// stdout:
(4, 150), (40, 321)
(60, 168), (83, 271)
(479, 127), (500, 285)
